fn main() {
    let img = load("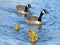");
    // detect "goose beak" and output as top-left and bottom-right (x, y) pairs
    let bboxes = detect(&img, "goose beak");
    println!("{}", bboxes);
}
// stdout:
(43, 9), (49, 14)
(46, 11), (49, 14)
